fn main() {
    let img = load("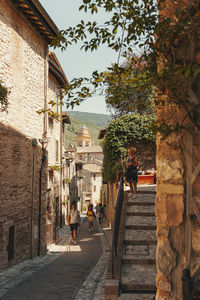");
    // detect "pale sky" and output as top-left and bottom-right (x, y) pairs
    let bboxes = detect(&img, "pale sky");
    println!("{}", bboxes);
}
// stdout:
(39, 0), (118, 115)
